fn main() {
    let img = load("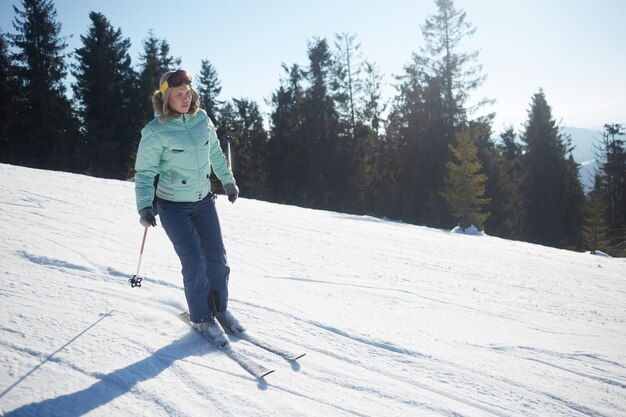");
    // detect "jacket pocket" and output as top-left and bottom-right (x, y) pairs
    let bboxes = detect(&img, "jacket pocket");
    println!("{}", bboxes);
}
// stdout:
(164, 146), (190, 165)
(170, 169), (190, 187)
